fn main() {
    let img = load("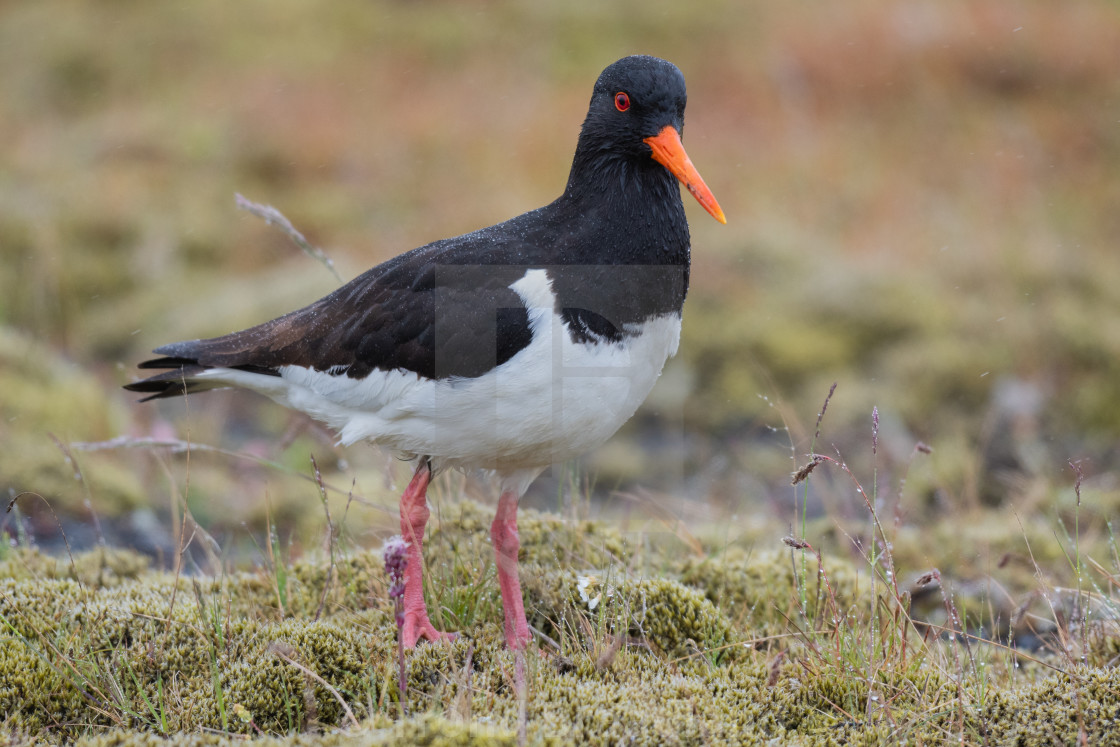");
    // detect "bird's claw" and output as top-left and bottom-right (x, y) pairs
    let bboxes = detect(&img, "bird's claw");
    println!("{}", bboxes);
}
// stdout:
(401, 612), (459, 648)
